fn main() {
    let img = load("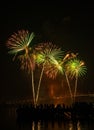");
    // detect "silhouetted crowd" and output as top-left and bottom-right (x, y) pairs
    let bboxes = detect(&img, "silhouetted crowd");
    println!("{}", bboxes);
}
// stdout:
(16, 102), (94, 123)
